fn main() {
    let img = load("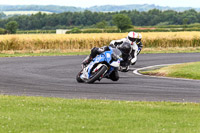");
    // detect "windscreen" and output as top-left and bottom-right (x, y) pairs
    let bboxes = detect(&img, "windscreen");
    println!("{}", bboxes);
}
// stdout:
(112, 47), (122, 59)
